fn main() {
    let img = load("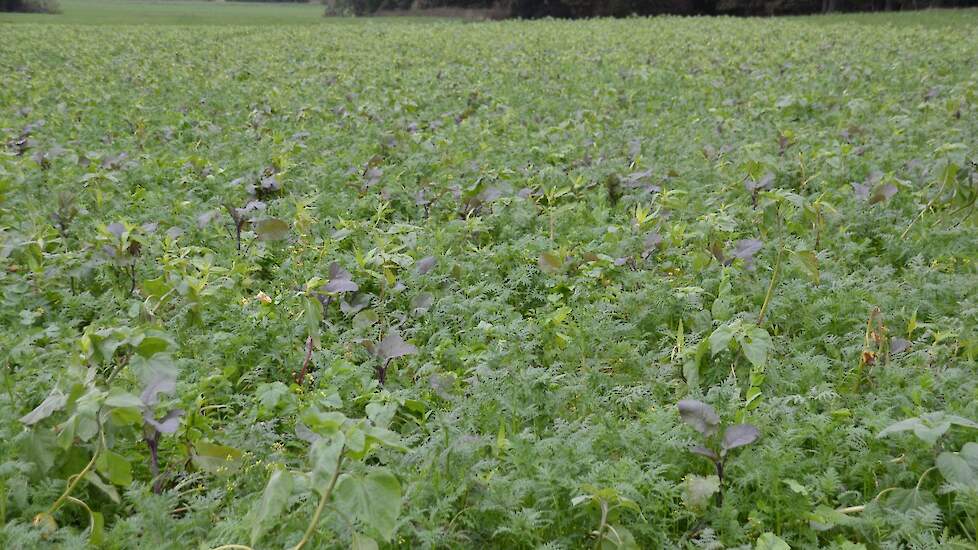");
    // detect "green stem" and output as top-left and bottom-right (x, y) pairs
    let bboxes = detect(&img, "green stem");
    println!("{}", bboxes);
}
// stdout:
(46, 440), (101, 516)
(593, 500), (609, 550)
(757, 246), (783, 326)
(289, 449), (345, 550)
